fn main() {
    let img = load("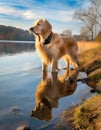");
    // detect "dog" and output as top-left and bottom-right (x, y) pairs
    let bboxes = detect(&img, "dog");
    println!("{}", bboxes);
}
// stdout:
(30, 19), (79, 72)
(30, 69), (78, 121)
